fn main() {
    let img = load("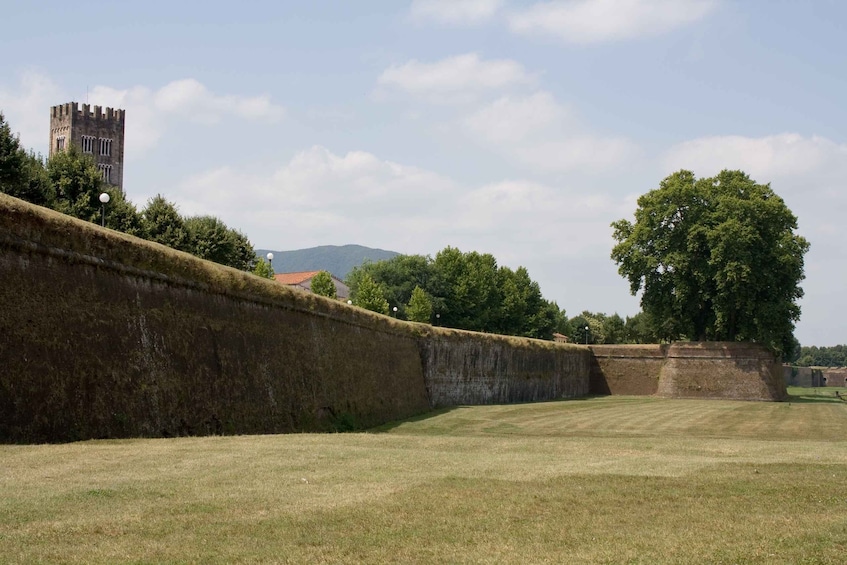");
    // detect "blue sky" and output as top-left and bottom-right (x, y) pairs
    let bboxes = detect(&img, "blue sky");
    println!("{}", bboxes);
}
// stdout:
(2, 0), (845, 346)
